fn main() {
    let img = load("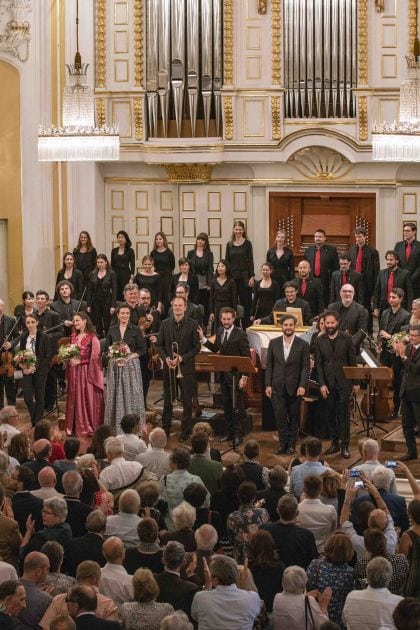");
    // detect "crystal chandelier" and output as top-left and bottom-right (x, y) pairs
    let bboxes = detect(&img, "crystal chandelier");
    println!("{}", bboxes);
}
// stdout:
(38, 0), (119, 162)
